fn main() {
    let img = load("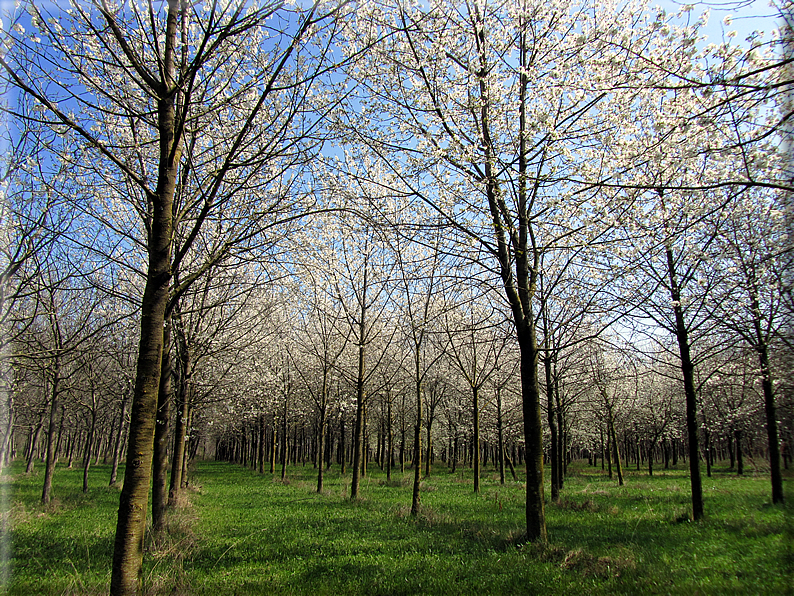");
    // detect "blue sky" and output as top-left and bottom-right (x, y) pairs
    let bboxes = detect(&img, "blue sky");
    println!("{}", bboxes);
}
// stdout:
(654, 0), (782, 43)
